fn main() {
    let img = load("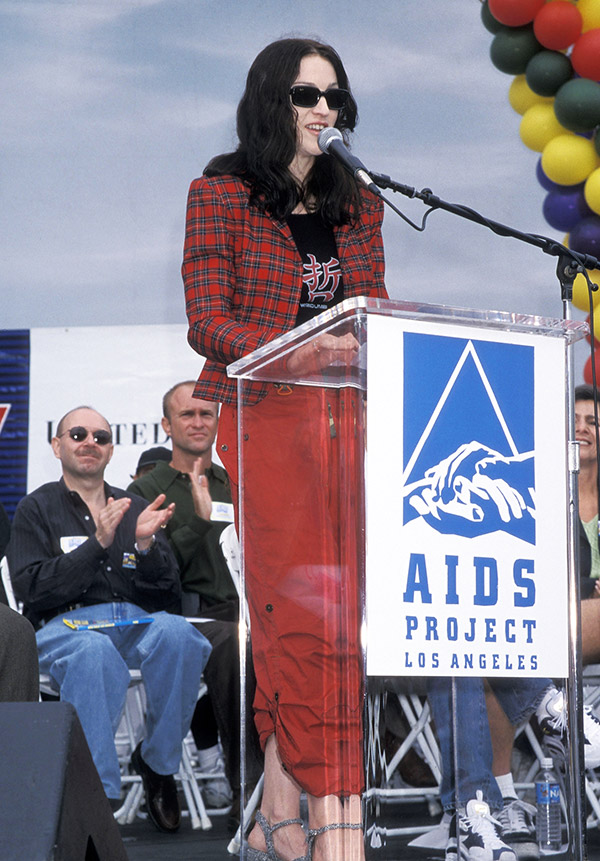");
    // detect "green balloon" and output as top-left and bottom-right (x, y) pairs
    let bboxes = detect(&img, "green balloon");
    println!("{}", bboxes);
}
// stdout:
(526, 51), (573, 97)
(595, 130), (600, 159)
(554, 78), (600, 133)
(481, 0), (504, 34)
(490, 26), (542, 76)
